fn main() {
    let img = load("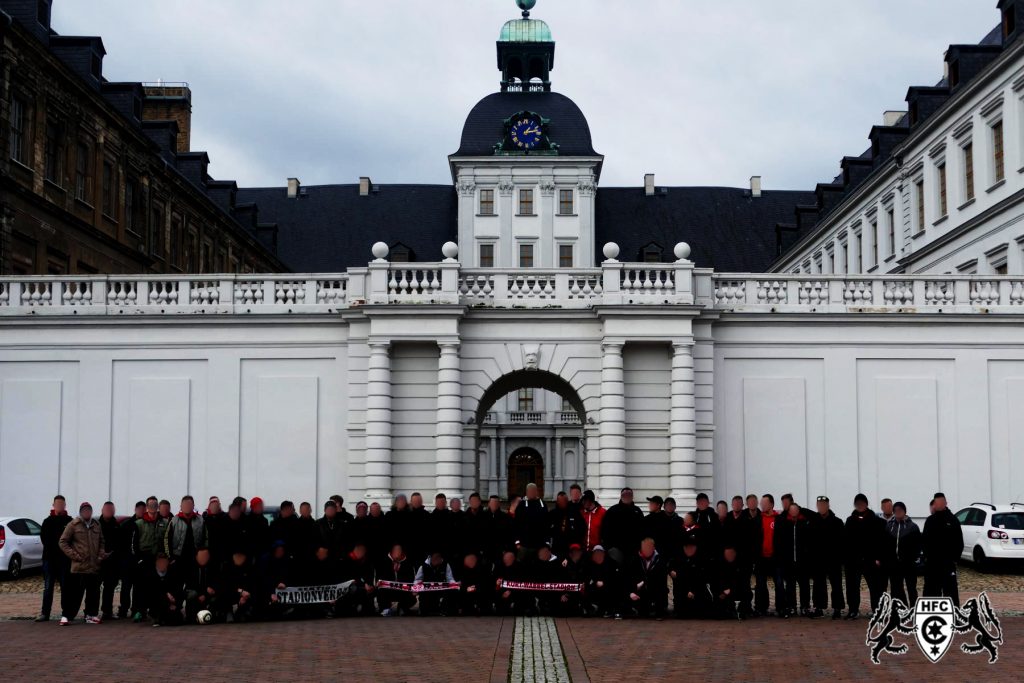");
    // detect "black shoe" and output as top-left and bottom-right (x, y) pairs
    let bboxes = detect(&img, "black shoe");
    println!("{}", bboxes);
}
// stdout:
(844, 611), (860, 620)
(34, 615), (49, 623)
(832, 609), (842, 620)
(809, 609), (824, 619)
